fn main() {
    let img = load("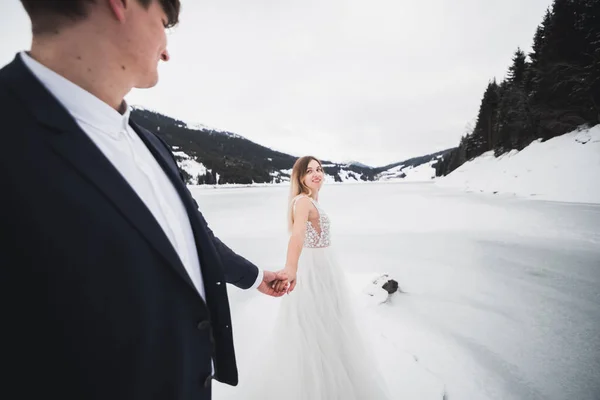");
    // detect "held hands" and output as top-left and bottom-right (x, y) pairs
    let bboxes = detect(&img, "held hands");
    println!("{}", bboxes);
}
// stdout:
(257, 270), (289, 297)
(257, 268), (297, 297)
(273, 267), (297, 294)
